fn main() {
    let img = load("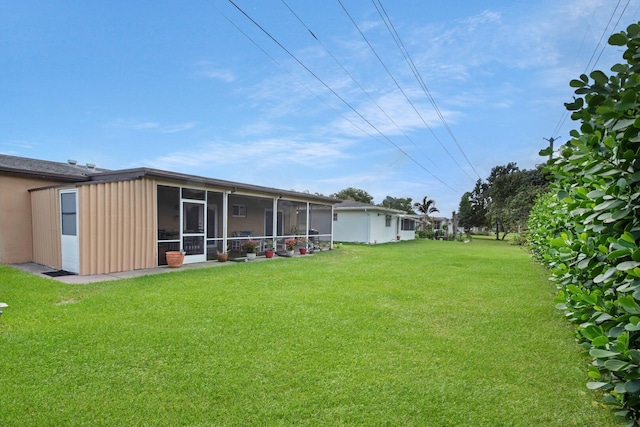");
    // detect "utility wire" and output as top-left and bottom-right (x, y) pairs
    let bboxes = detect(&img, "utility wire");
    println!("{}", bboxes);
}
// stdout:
(280, 0), (438, 167)
(204, 0), (395, 151)
(584, 0), (622, 73)
(592, 0), (631, 70)
(373, 0), (482, 181)
(337, 0), (476, 183)
(226, 0), (461, 193)
(551, 0), (630, 138)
